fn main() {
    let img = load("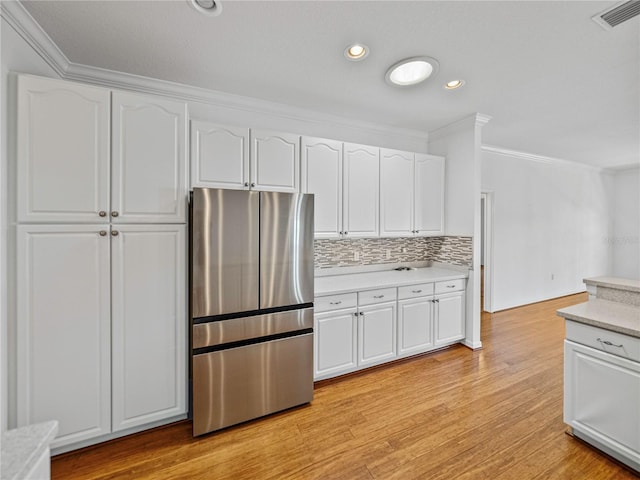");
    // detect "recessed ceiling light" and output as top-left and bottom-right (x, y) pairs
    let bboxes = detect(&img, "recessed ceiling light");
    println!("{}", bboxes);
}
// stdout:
(188, 0), (222, 16)
(444, 80), (465, 90)
(385, 56), (439, 86)
(344, 44), (369, 61)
